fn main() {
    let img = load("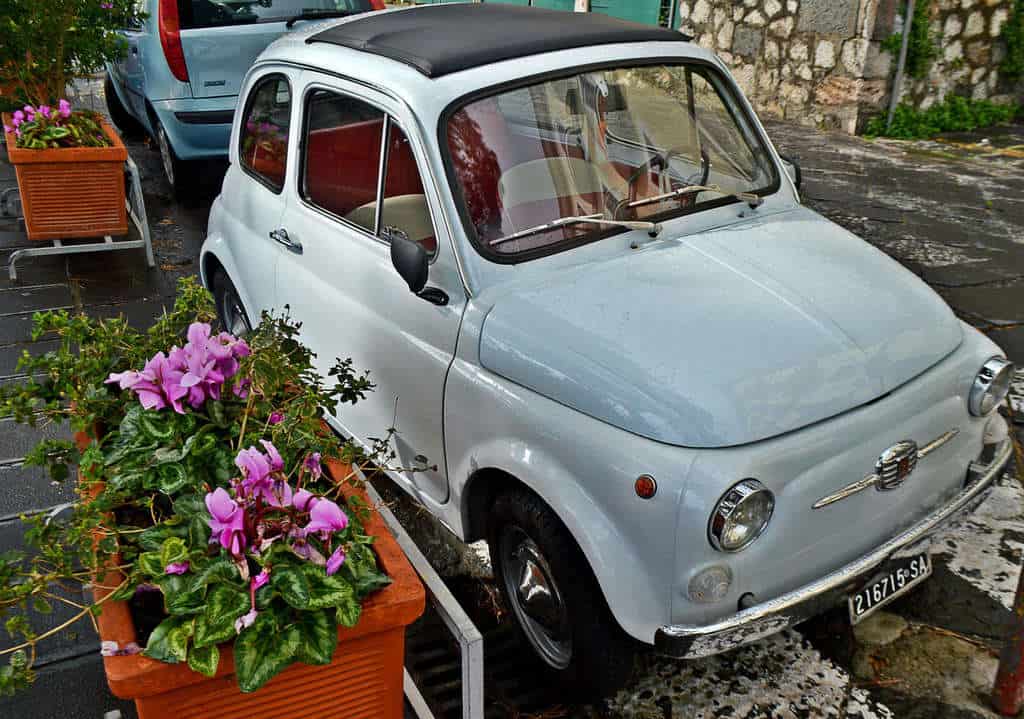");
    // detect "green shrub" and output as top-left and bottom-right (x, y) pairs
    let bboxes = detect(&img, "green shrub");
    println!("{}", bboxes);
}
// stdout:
(864, 95), (1021, 139)
(881, 1), (937, 79)
(1003, 0), (1024, 80)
